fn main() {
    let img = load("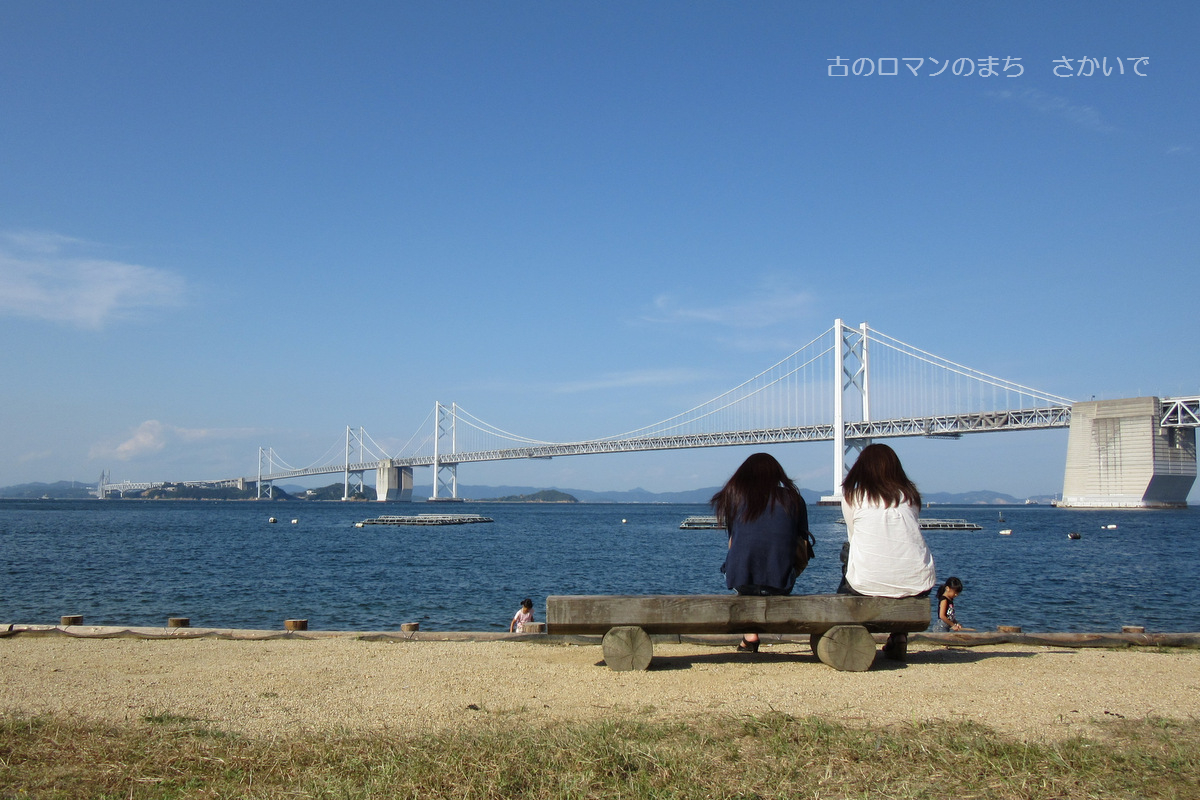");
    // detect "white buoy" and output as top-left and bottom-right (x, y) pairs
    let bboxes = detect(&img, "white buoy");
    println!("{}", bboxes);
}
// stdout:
(269, 517), (277, 523)
(291, 519), (298, 524)
(621, 519), (627, 524)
